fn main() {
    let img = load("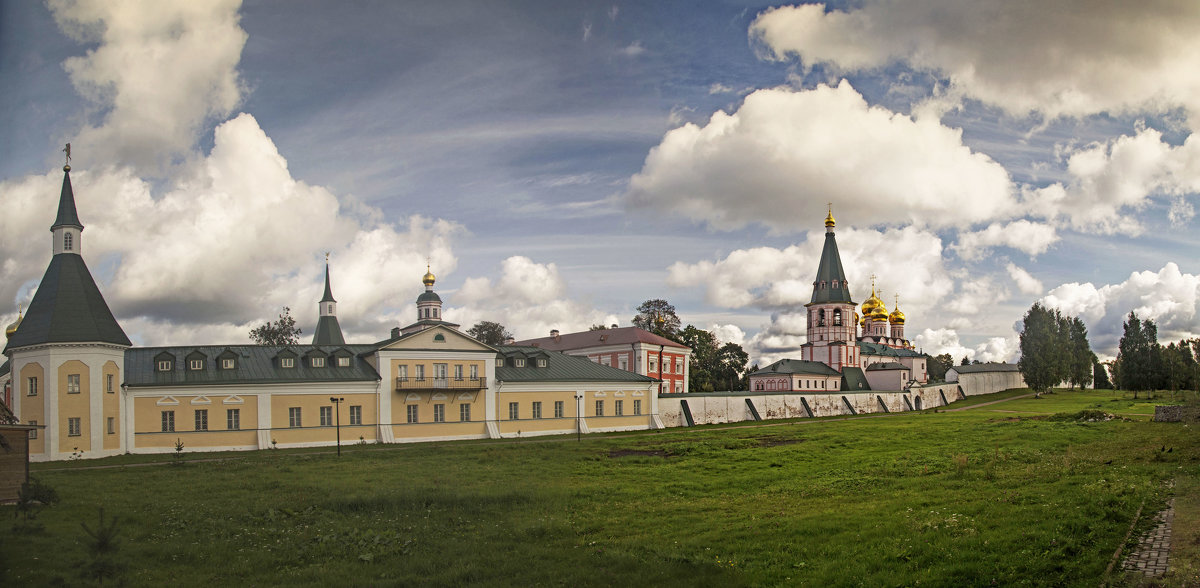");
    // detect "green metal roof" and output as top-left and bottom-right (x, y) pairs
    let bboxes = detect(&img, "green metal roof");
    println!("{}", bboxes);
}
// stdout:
(417, 291), (442, 304)
(866, 362), (907, 371)
(809, 229), (854, 304)
(752, 358), (840, 377)
(125, 344), (380, 387)
(840, 366), (871, 391)
(320, 264), (336, 303)
(495, 345), (656, 383)
(51, 169), (82, 230)
(858, 341), (926, 358)
(4, 254), (131, 352)
(311, 315), (345, 345)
